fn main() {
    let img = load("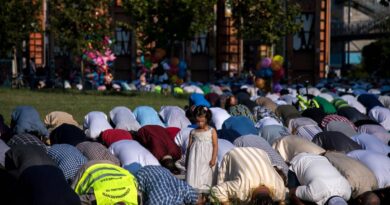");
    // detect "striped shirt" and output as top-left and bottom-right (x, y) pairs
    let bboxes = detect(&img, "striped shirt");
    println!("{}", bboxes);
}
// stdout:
(136, 165), (199, 205)
(48, 144), (87, 183)
(288, 117), (319, 134)
(296, 125), (322, 141)
(259, 125), (290, 145)
(233, 134), (288, 177)
(321, 115), (356, 130)
(272, 135), (325, 162)
(76, 141), (120, 165)
(211, 147), (286, 203)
